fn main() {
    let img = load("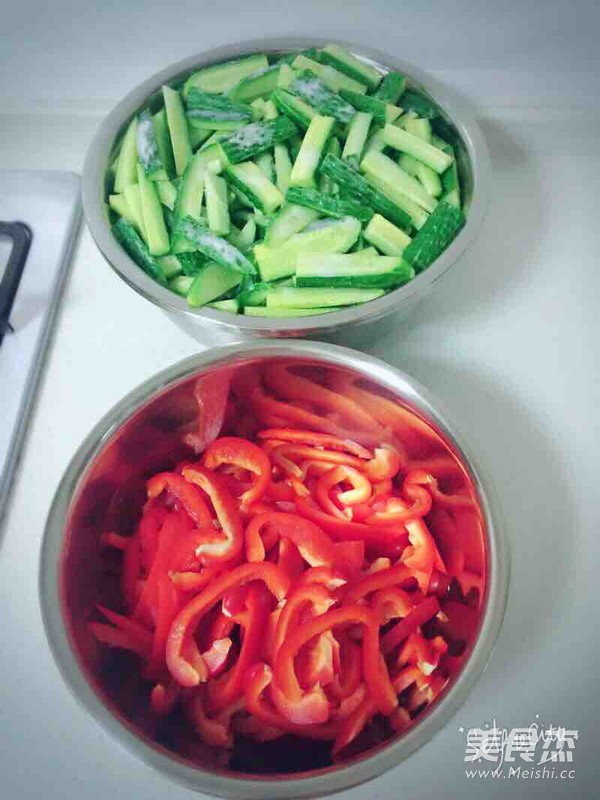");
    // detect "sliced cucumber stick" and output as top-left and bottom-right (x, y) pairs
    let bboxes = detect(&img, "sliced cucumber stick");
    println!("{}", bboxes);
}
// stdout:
(266, 286), (384, 308)
(289, 115), (335, 187)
